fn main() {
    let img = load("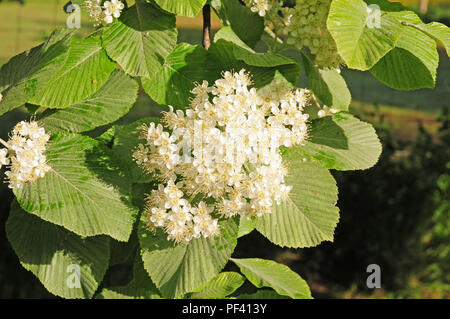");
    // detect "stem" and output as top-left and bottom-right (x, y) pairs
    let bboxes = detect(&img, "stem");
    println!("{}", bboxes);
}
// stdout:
(188, 191), (198, 203)
(202, 4), (211, 50)
(401, 20), (438, 43)
(264, 26), (286, 53)
(188, 192), (204, 206)
(401, 21), (416, 28)
(0, 137), (10, 149)
(271, 29), (278, 52)
(311, 93), (322, 109)
(264, 26), (283, 45)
